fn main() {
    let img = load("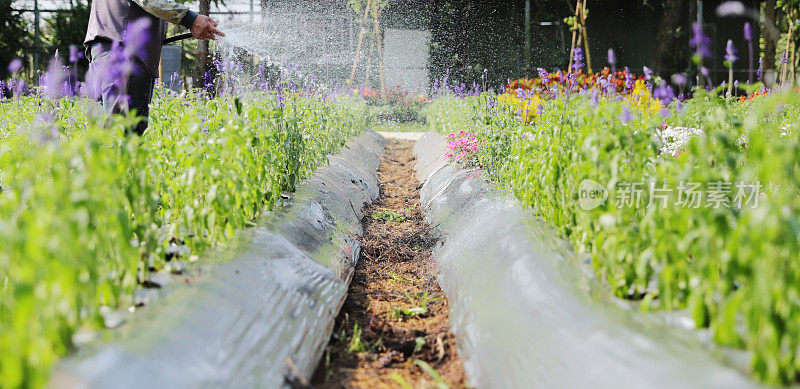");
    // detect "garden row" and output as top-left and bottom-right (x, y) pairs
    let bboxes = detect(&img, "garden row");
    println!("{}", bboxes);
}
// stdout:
(425, 84), (800, 384)
(0, 85), (366, 388)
